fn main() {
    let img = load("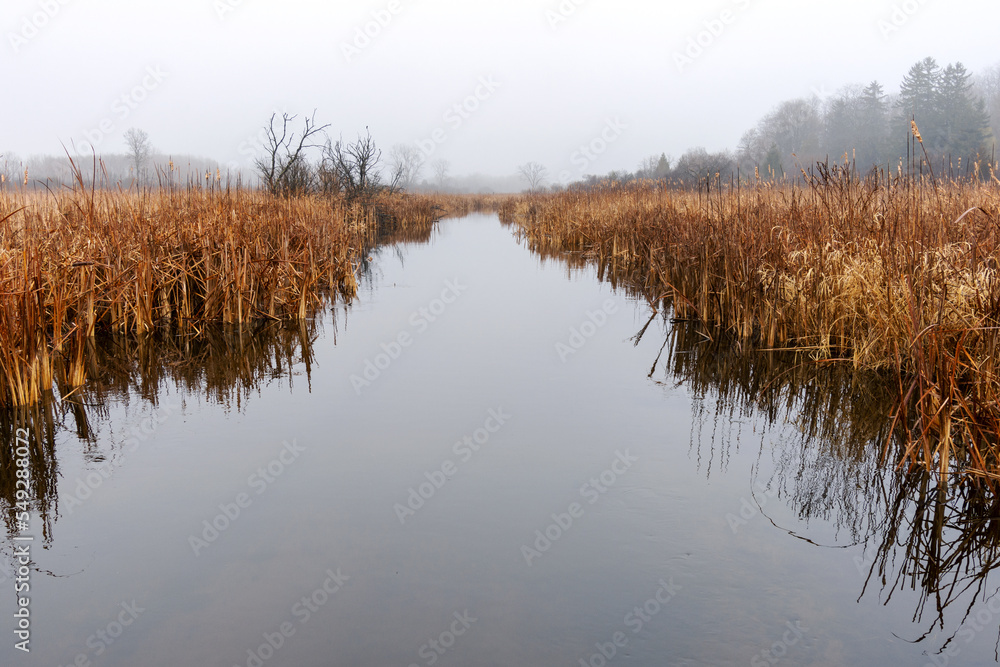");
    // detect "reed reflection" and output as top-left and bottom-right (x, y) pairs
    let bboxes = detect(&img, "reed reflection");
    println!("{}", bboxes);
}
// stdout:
(519, 204), (1000, 654)
(0, 209), (442, 555)
(651, 315), (1000, 657)
(0, 317), (321, 544)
